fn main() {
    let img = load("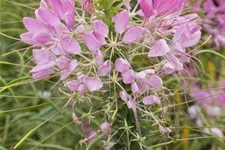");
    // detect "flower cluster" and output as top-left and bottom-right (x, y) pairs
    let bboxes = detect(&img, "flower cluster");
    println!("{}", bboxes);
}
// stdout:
(20, 0), (202, 147)
(194, 0), (225, 48)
